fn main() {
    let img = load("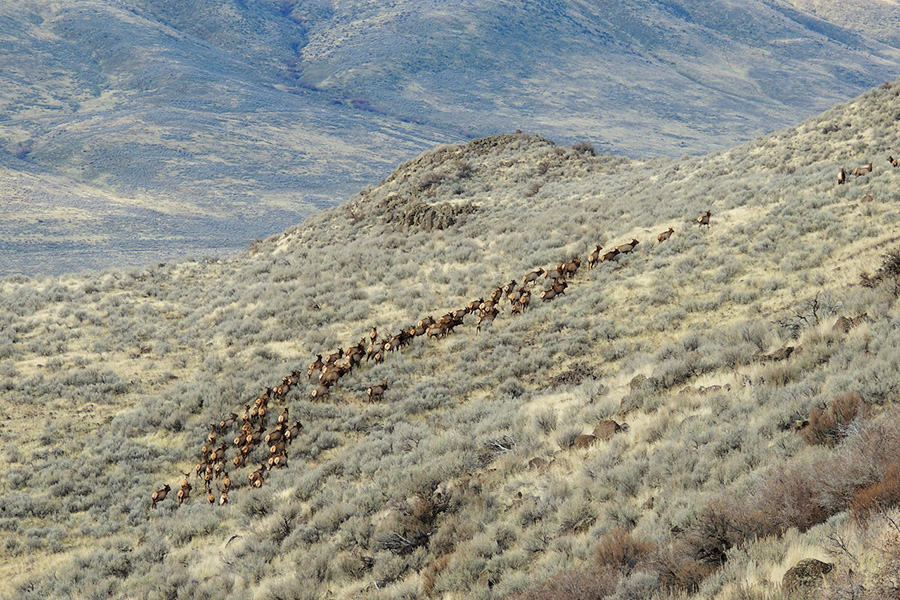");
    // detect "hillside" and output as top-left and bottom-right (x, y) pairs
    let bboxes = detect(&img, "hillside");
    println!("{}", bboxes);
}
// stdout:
(5, 0), (900, 276)
(4, 80), (900, 599)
